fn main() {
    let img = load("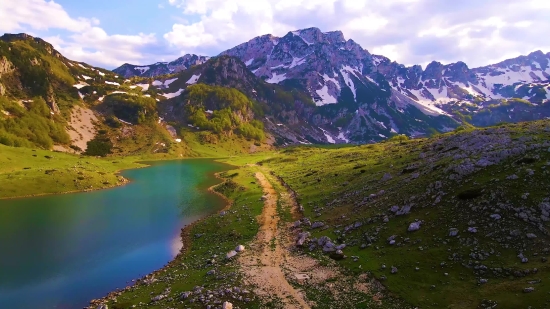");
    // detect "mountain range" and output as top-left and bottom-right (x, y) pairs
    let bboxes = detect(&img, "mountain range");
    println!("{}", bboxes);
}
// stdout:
(1, 28), (549, 153)
(114, 27), (550, 143)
